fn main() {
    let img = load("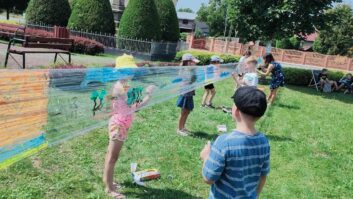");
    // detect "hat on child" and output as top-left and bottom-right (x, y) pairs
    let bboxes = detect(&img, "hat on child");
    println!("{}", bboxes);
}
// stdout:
(231, 87), (267, 117)
(182, 53), (200, 63)
(210, 55), (224, 63)
(116, 54), (138, 68)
